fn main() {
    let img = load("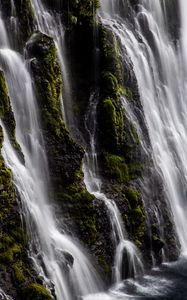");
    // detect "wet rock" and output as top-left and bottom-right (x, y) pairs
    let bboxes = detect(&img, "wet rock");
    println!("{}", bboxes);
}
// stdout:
(63, 251), (74, 268)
